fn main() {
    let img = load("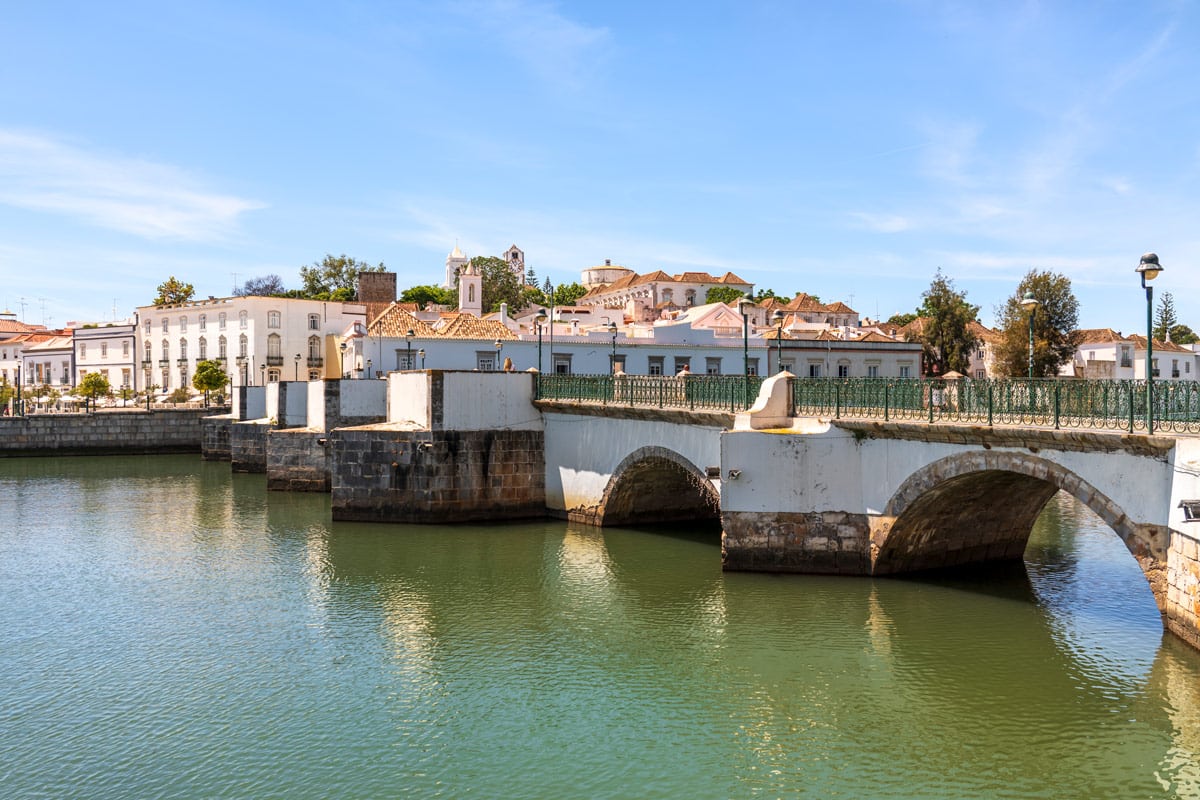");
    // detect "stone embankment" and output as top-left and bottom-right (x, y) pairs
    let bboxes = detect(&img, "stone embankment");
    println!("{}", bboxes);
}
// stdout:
(0, 408), (217, 457)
